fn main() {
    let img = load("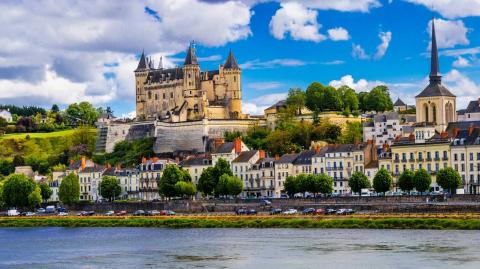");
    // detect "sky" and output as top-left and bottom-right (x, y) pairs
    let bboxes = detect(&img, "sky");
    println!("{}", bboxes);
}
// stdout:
(0, 0), (480, 117)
